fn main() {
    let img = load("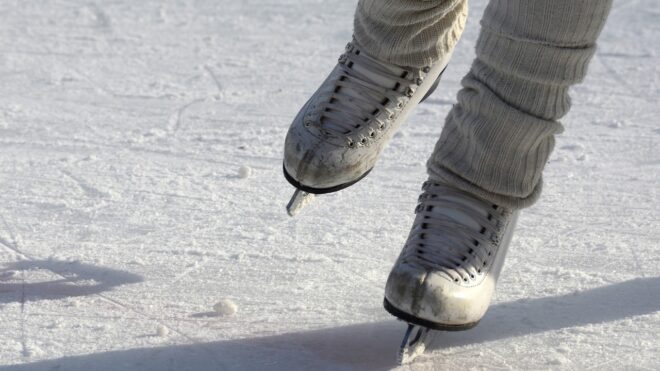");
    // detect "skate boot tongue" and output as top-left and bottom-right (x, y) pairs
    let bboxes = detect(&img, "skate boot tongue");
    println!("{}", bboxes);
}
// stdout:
(349, 51), (407, 91)
(313, 41), (421, 138)
(426, 195), (486, 231)
(409, 181), (508, 281)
